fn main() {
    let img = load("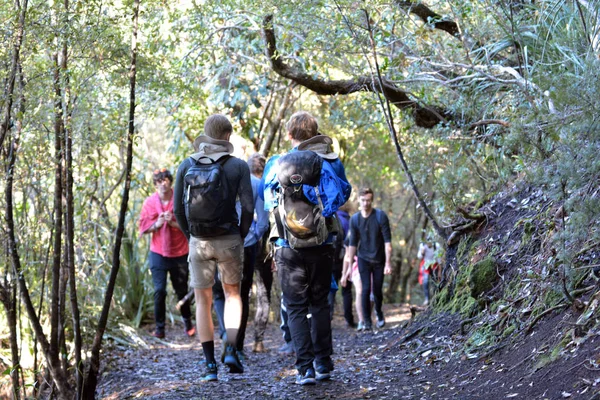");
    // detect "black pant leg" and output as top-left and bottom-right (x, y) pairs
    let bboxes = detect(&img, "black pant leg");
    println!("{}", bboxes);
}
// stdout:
(168, 254), (192, 320)
(150, 266), (168, 330)
(237, 244), (257, 351)
(212, 274), (226, 338)
(341, 284), (354, 325)
(276, 247), (313, 373)
(371, 264), (385, 320)
(358, 258), (373, 327)
(308, 246), (334, 369)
